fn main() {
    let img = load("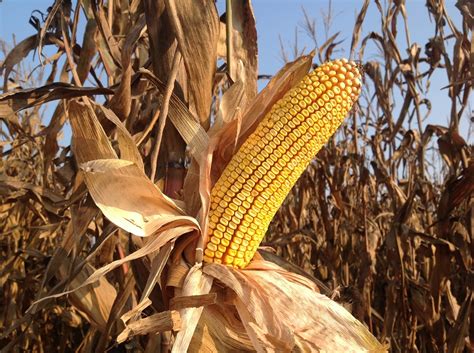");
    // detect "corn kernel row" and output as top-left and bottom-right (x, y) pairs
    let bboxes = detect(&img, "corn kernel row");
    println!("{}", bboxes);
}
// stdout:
(203, 59), (362, 268)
